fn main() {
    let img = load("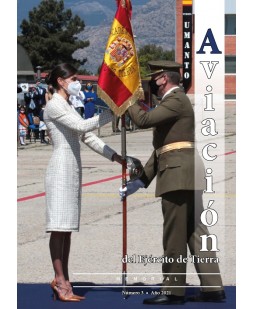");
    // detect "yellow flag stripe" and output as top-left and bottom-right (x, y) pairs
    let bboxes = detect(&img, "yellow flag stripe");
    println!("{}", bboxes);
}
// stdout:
(103, 18), (140, 93)
(183, 0), (192, 5)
